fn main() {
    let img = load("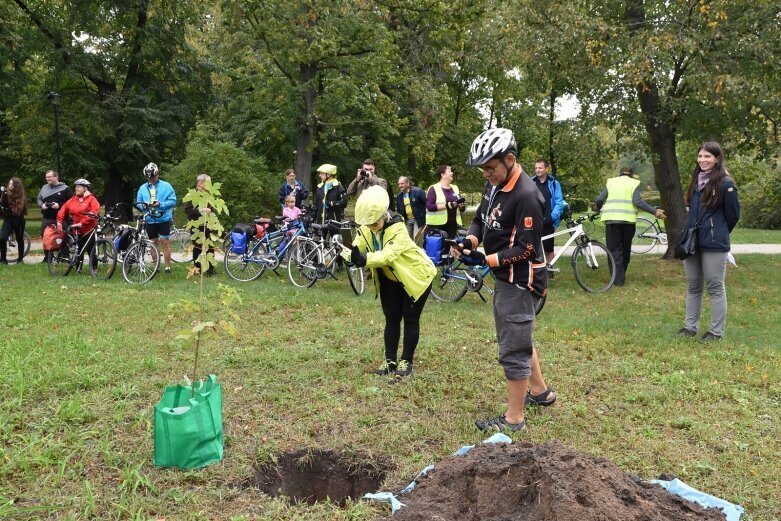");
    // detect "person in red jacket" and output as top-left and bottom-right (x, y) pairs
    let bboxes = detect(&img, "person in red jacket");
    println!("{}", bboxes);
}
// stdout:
(56, 179), (100, 266)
